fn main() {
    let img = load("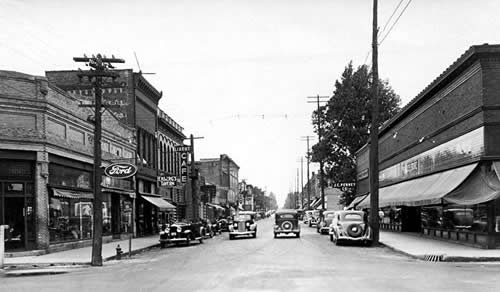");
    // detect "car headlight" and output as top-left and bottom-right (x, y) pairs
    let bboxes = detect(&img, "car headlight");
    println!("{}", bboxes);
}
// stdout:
(177, 226), (182, 232)
(246, 222), (250, 227)
(165, 228), (170, 233)
(233, 223), (238, 228)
